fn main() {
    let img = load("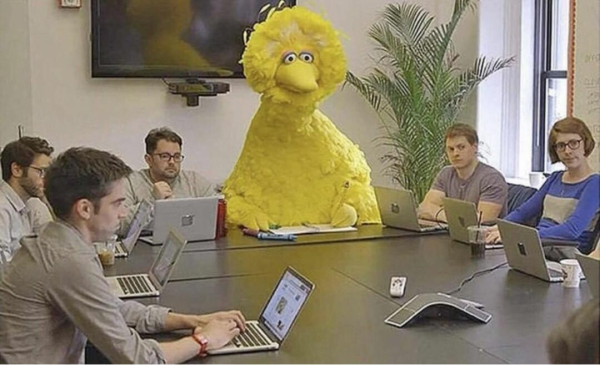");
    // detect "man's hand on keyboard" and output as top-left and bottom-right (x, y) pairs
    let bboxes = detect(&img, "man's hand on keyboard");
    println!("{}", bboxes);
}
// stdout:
(197, 310), (246, 332)
(195, 320), (241, 351)
(485, 225), (502, 244)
